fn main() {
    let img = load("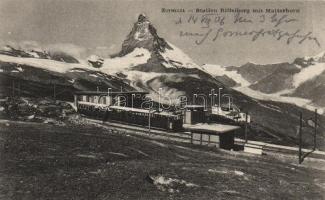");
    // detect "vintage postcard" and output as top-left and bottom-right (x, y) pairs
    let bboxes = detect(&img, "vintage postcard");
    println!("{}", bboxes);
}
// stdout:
(0, 0), (324, 199)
